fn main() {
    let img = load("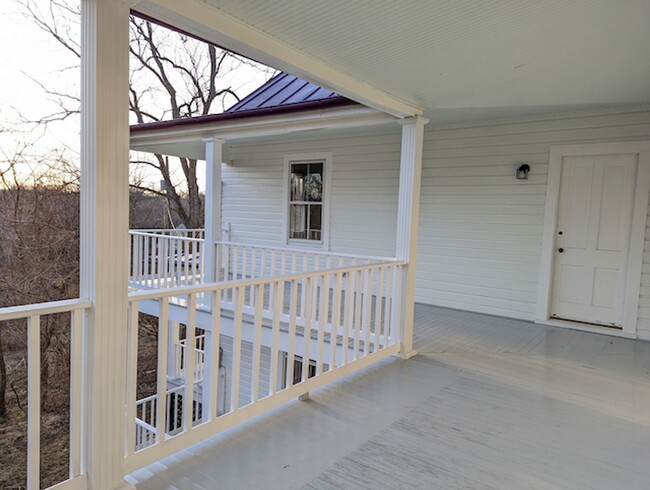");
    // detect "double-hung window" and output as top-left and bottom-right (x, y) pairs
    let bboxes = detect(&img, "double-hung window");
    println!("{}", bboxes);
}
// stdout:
(285, 154), (331, 246)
